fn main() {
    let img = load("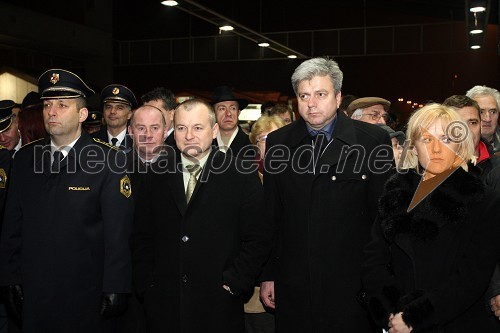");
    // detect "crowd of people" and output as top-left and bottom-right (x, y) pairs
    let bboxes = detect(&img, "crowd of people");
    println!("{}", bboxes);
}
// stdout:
(0, 57), (499, 333)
